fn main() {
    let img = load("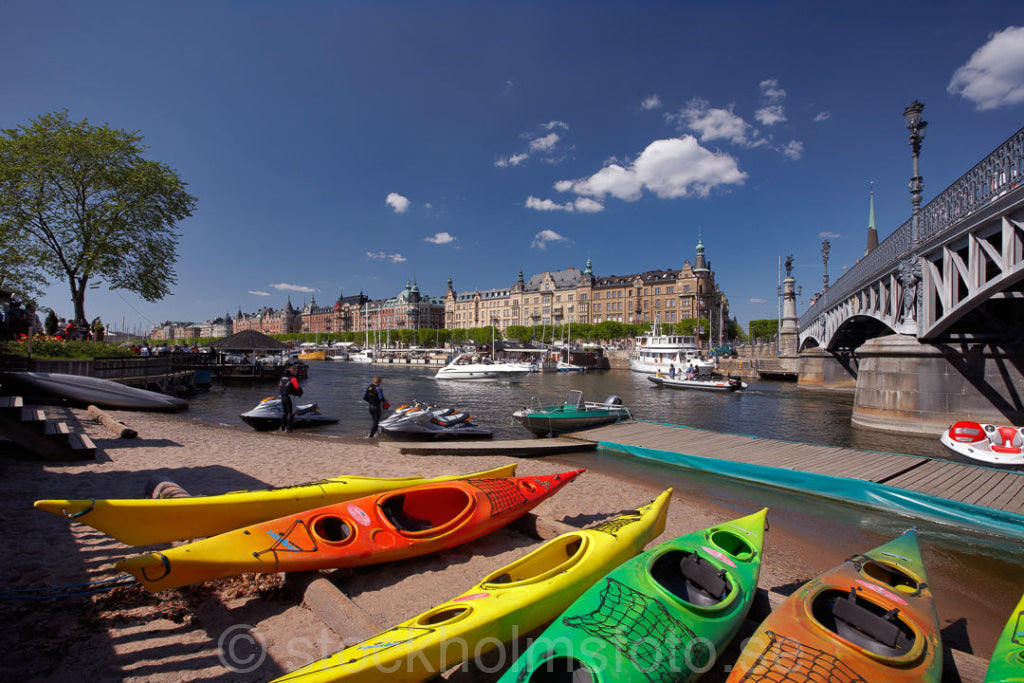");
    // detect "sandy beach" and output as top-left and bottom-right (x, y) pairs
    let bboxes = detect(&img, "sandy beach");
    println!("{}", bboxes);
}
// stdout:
(0, 406), (1003, 682)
